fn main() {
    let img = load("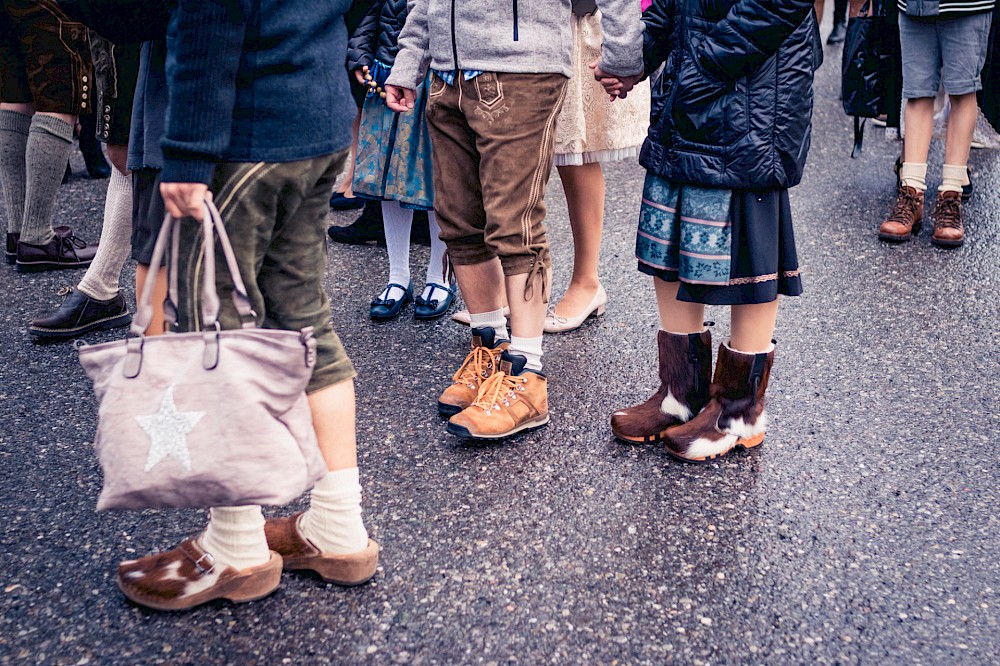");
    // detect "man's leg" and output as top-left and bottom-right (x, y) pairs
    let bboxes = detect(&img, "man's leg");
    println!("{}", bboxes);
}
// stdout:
(0, 103), (31, 240)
